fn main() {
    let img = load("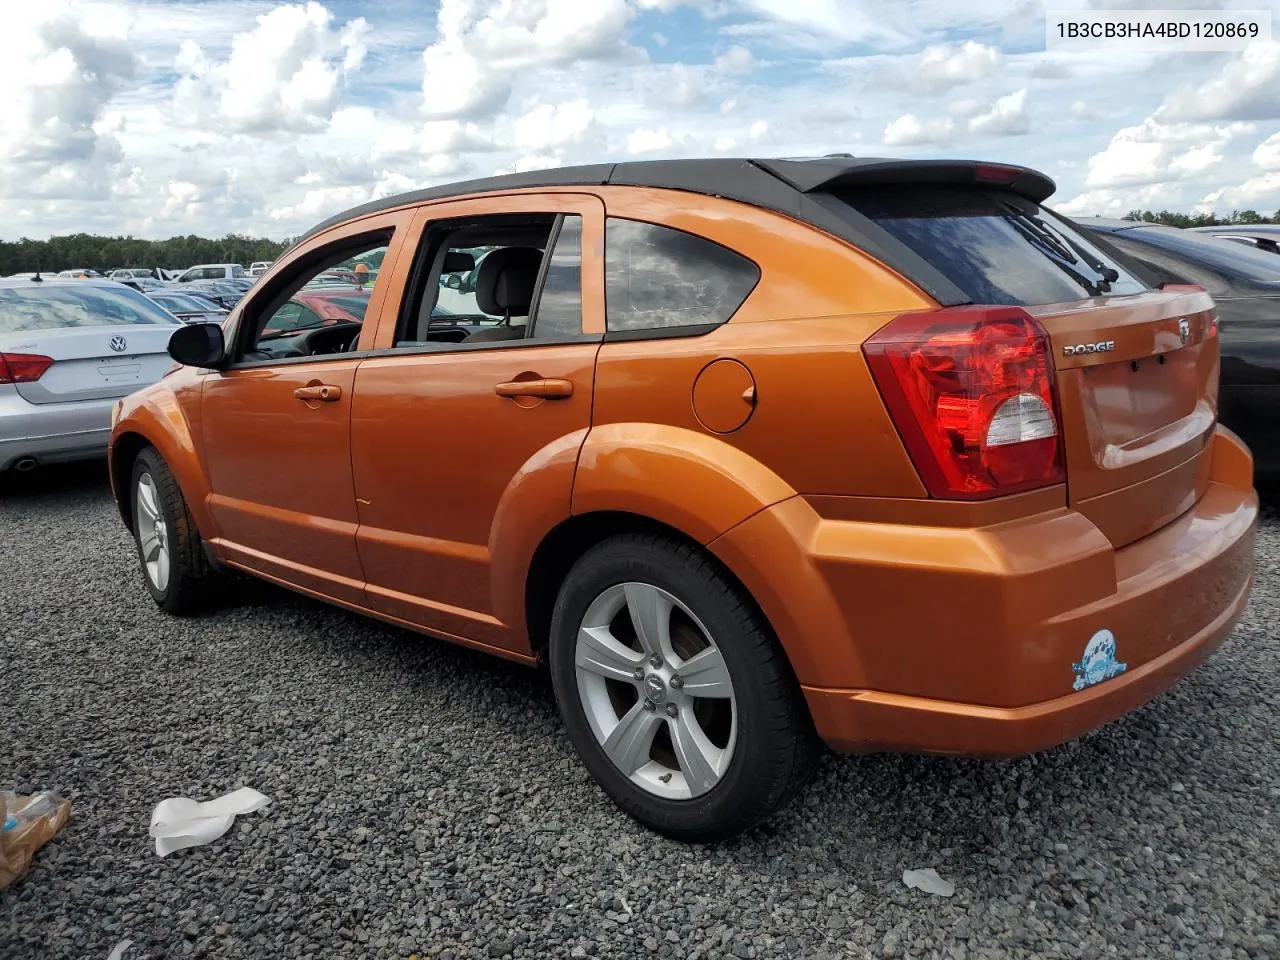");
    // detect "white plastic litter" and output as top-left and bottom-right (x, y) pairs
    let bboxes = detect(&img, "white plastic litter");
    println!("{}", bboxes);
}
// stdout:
(149, 787), (271, 857)
(902, 867), (955, 897)
(106, 939), (133, 960)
